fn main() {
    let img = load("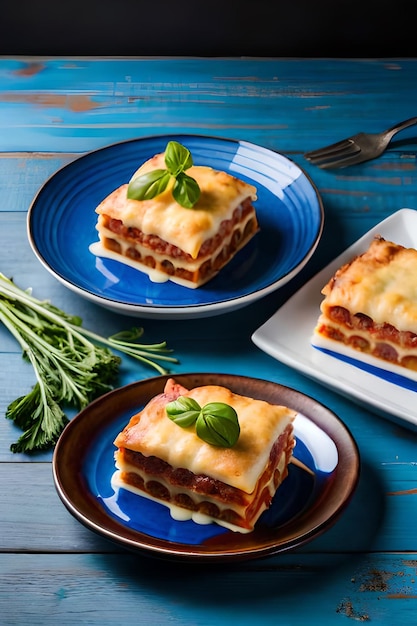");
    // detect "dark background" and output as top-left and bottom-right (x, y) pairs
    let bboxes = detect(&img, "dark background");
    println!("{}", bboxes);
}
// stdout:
(1, 0), (416, 57)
